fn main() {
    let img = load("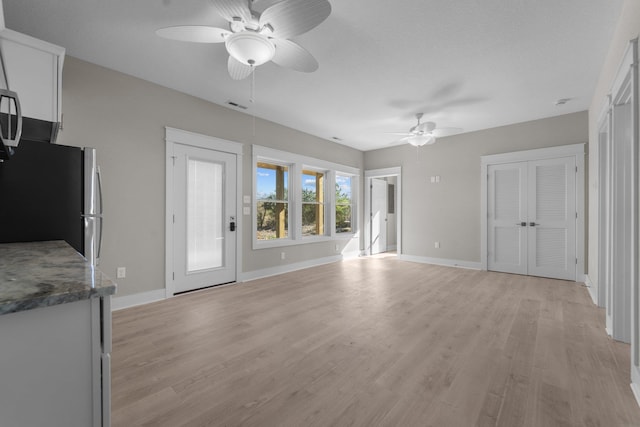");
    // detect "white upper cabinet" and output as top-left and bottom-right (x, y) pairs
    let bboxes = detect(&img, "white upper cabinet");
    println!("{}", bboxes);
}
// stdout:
(0, 29), (65, 123)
